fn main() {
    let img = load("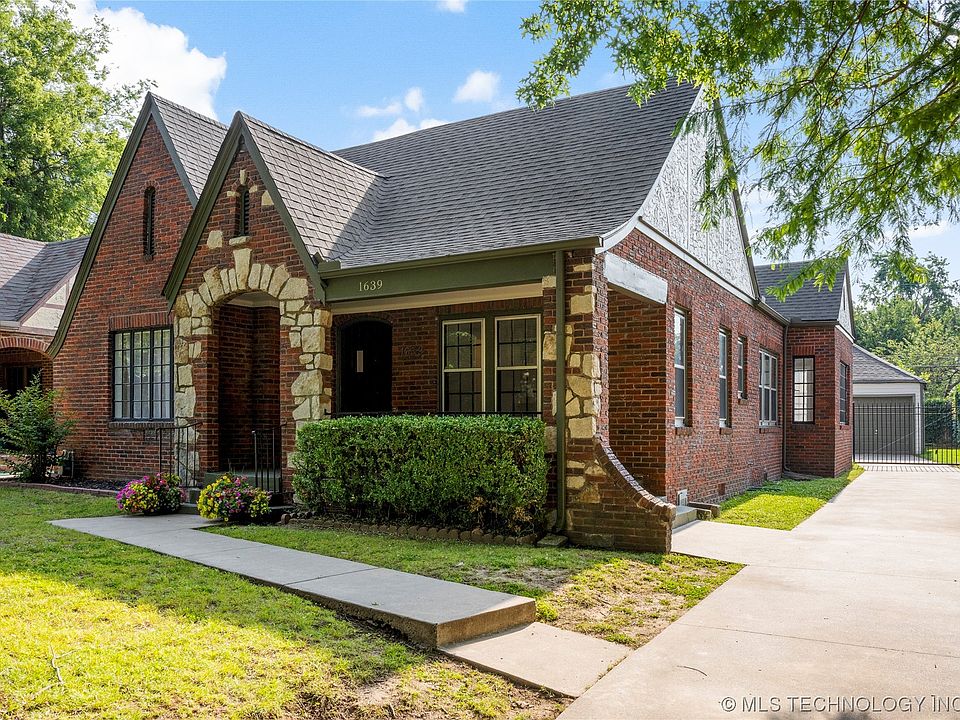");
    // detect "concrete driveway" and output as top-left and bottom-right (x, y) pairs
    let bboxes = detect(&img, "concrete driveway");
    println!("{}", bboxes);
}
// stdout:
(560, 466), (960, 719)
